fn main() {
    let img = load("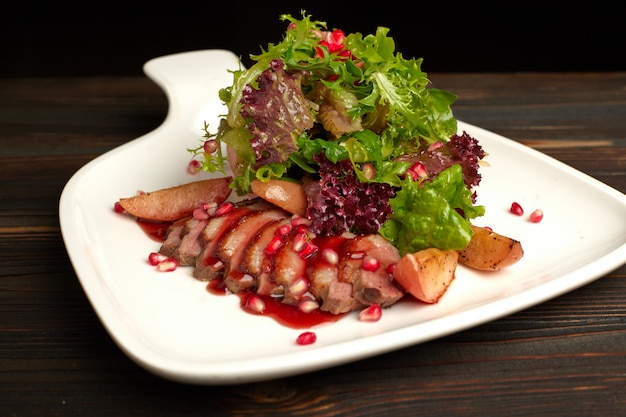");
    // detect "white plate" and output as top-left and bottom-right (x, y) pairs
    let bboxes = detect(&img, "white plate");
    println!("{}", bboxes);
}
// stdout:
(59, 50), (626, 385)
